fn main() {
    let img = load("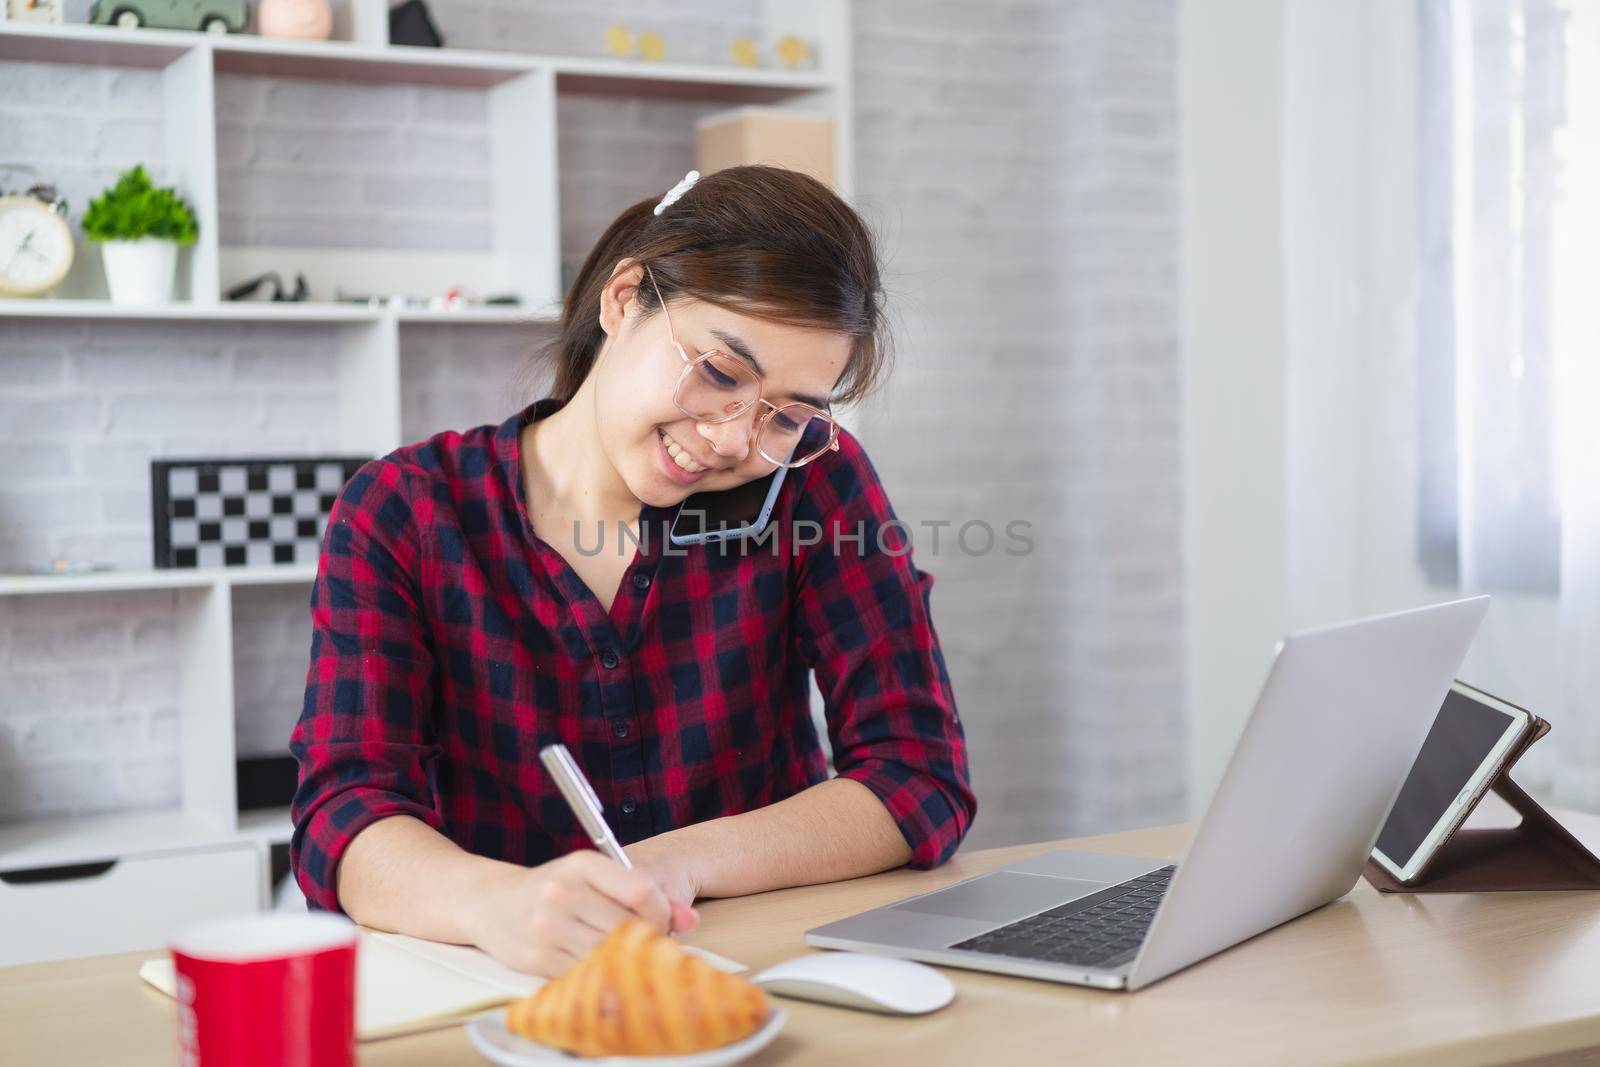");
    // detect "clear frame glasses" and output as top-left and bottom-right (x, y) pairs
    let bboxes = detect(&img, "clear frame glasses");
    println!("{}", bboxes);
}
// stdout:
(643, 264), (841, 469)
